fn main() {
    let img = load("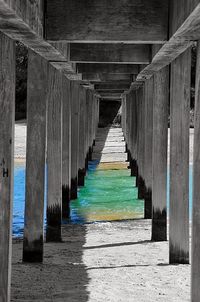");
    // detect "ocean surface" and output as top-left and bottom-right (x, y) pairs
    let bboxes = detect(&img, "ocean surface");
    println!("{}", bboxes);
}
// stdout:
(13, 161), (193, 238)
